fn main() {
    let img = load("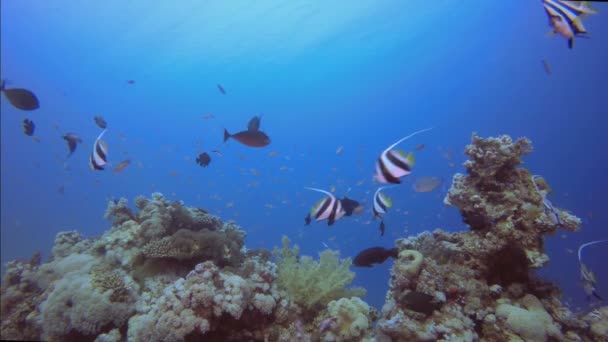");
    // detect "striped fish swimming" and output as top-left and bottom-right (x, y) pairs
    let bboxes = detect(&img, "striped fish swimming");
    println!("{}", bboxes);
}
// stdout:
(374, 128), (433, 184)
(89, 129), (108, 170)
(305, 187), (346, 226)
(373, 186), (395, 236)
(542, 0), (597, 49)
(372, 186), (395, 219)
